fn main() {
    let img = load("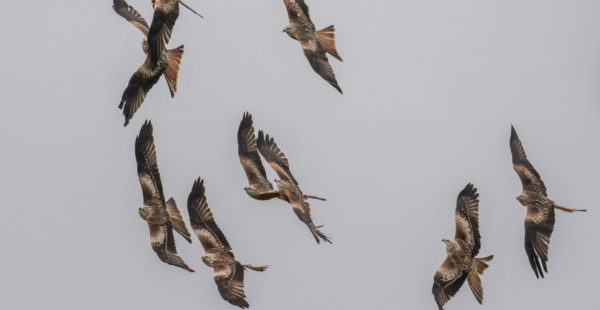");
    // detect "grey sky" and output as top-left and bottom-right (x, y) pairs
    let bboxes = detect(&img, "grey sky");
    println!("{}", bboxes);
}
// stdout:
(1, 0), (599, 309)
